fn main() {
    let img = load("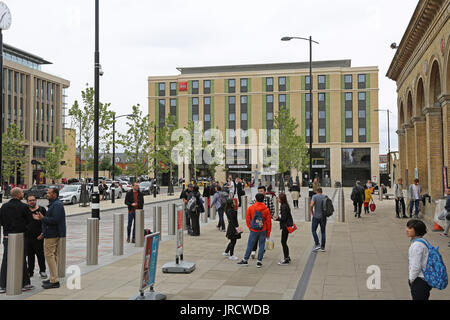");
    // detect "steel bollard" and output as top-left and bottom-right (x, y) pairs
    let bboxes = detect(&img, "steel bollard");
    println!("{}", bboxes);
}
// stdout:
(113, 213), (124, 256)
(57, 237), (66, 278)
(211, 204), (217, 220)
(135, 209), (145, 247)
(87, 218), (99, 265)
(338, 188), (346, 223)
(153, 207), (162, 239)
(201, 204), (208, 224)
(6, 233), (24, 296)
(305, 197), (312, 222)
(168, 203), (176, 236)
(241, 196), (248, 220)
